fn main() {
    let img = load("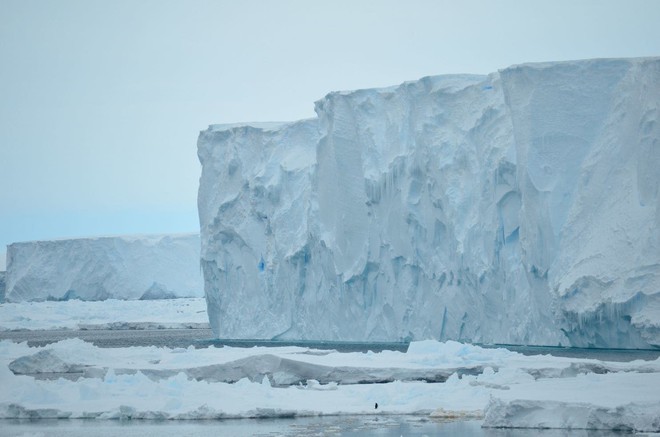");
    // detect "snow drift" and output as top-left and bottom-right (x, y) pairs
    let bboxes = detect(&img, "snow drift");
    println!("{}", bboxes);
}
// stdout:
(5, 234), (203, 302)
(198, 57), (660, 347)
